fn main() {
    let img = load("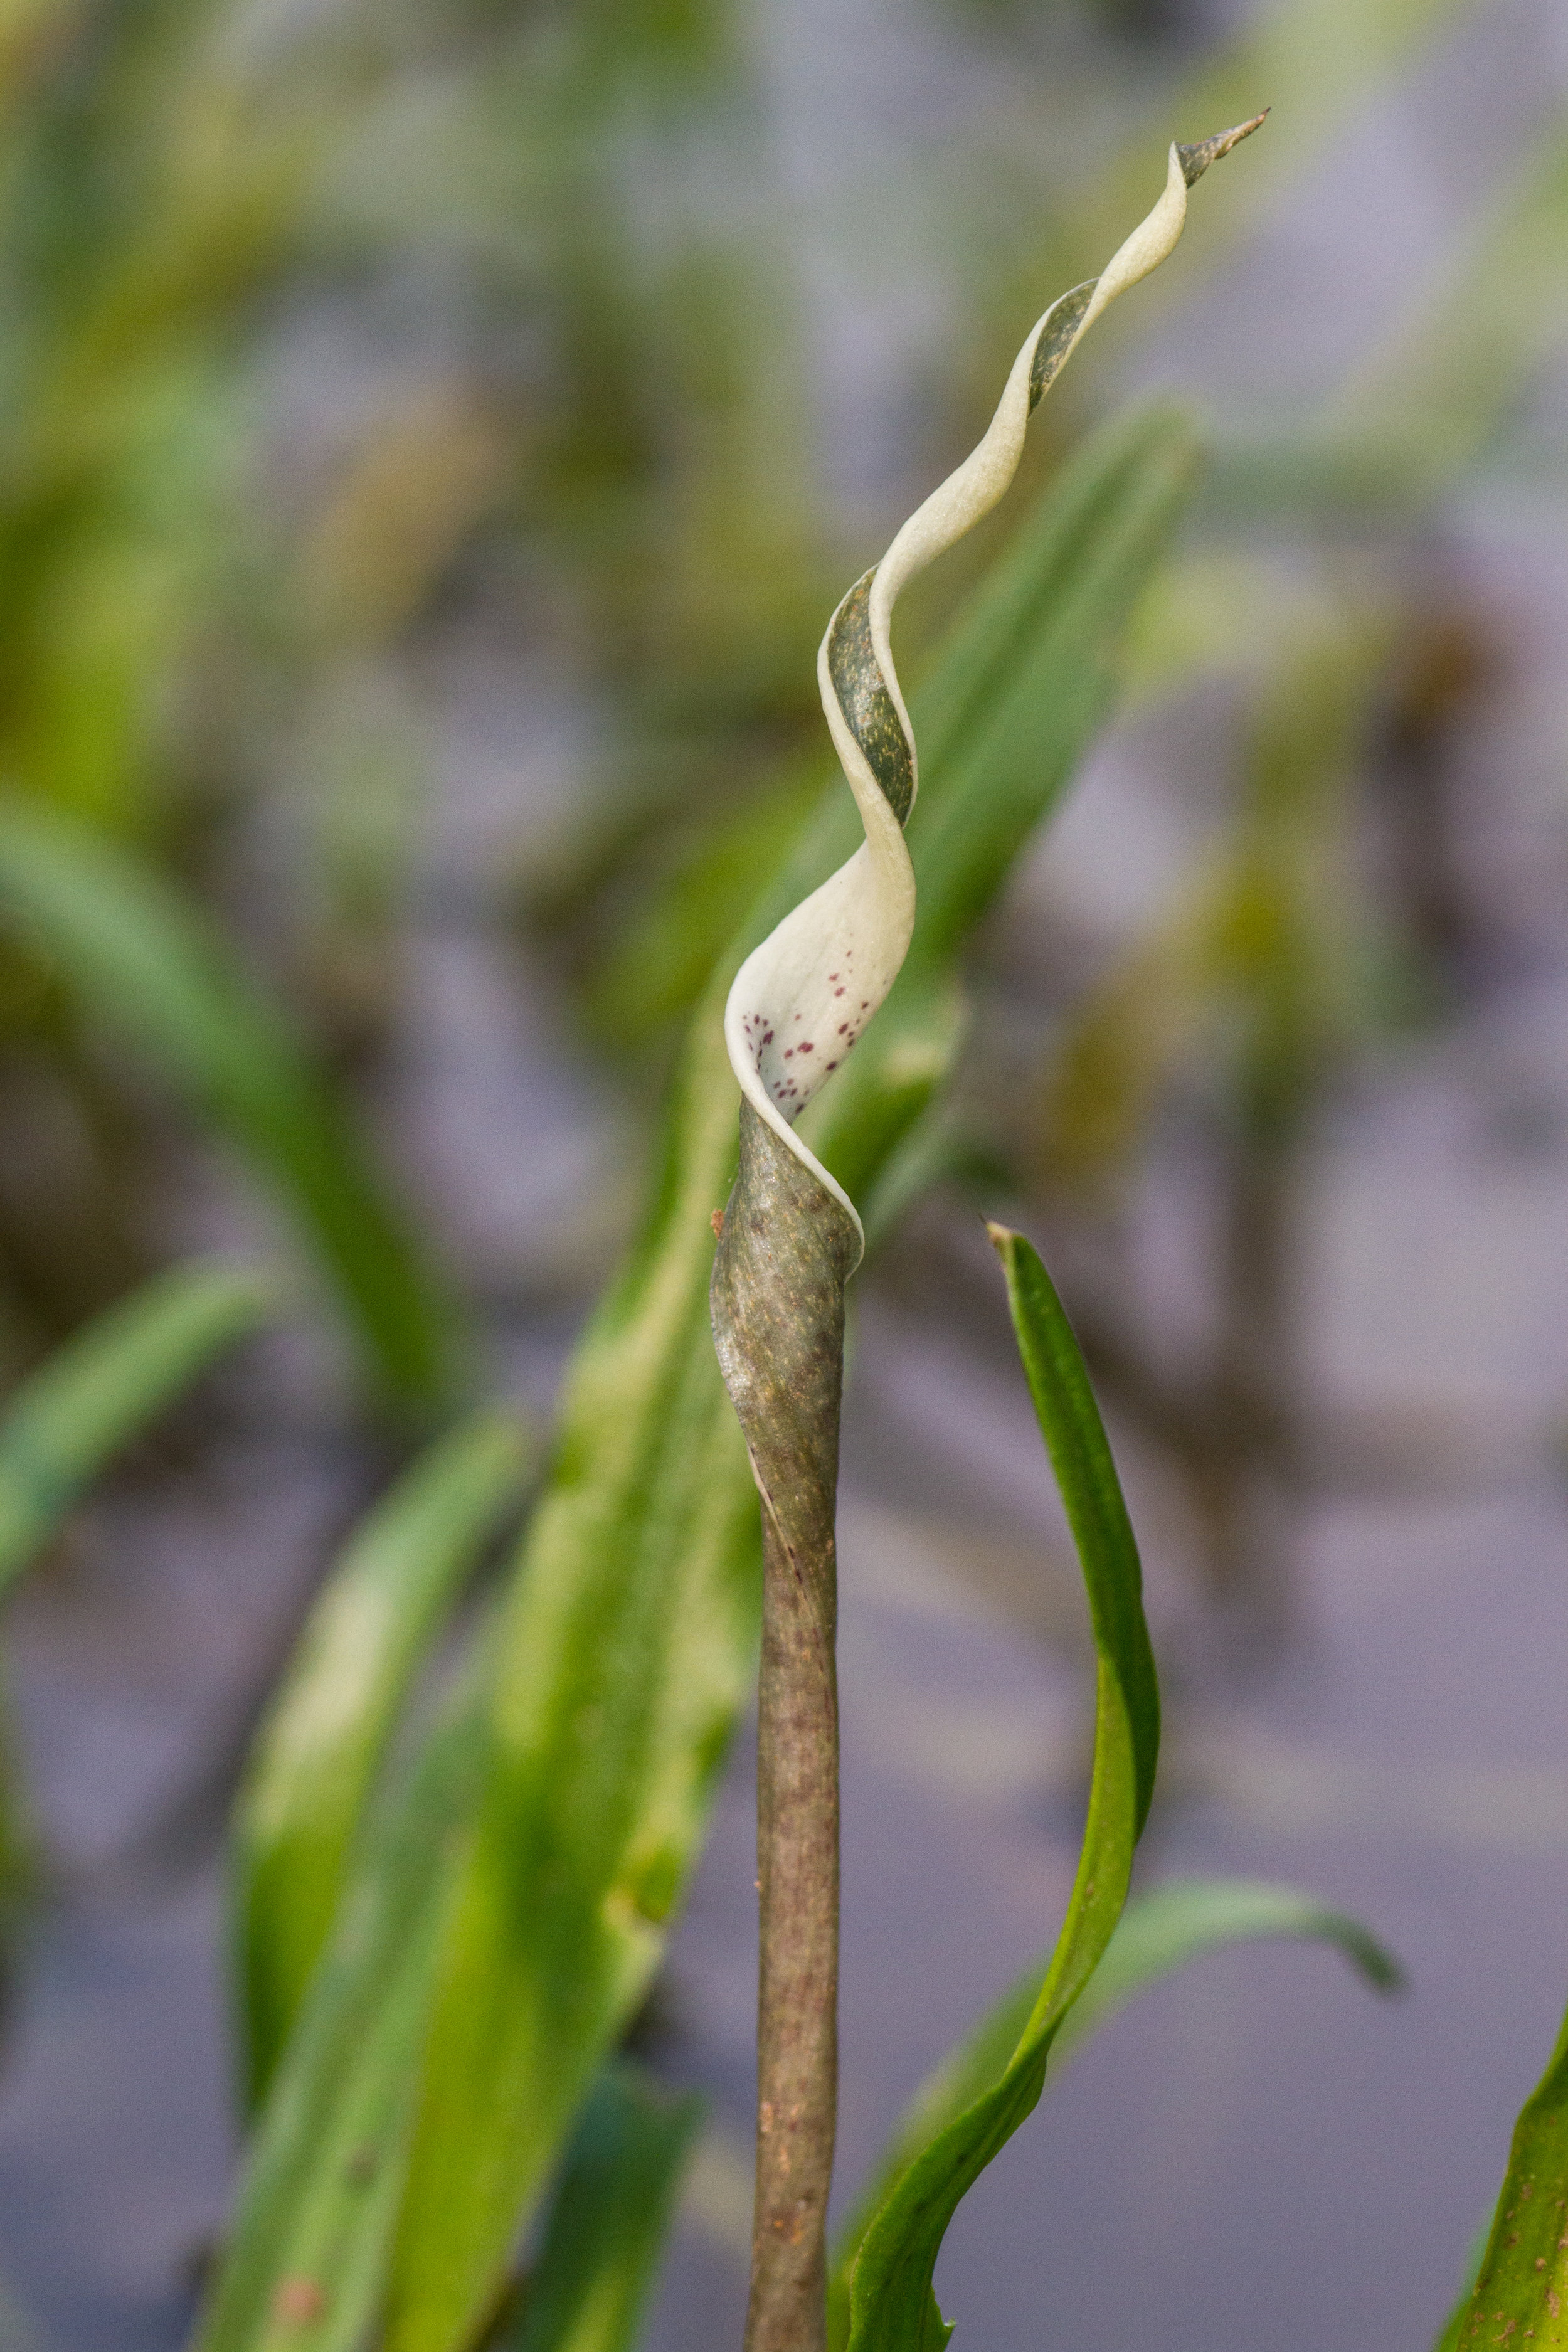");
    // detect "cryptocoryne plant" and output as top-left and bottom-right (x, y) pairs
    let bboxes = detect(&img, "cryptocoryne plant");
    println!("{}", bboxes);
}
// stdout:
(711, 115), (1266, 2352)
